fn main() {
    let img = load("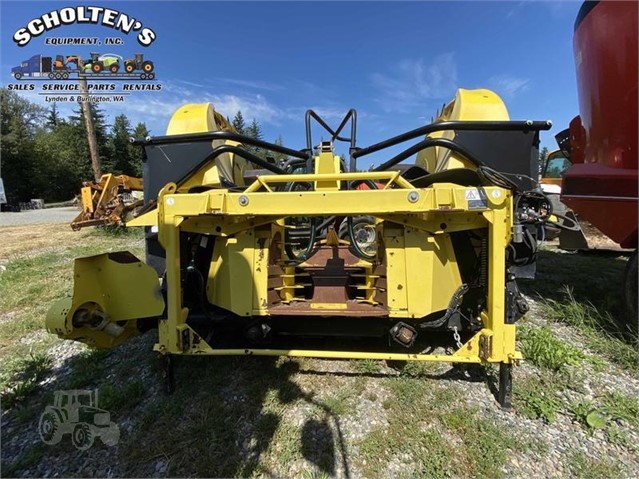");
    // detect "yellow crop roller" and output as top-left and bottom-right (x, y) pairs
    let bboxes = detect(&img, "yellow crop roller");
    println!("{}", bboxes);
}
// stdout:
(47, 89), (552, 408)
